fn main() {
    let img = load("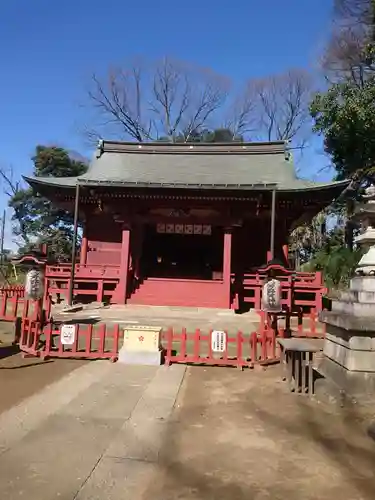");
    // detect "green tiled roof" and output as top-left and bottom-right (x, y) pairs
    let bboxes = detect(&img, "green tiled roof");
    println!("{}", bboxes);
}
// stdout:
(24, 140), (349, 193)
